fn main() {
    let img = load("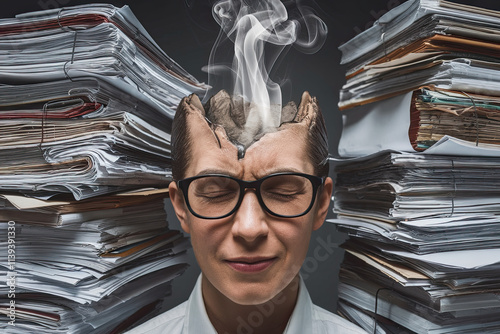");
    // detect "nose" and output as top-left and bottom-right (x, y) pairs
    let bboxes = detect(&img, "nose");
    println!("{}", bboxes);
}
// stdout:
(231, 190), (269, 242)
